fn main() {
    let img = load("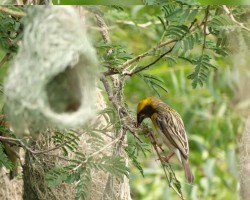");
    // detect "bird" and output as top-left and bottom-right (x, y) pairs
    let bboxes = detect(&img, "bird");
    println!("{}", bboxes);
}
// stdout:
(136, 96), (194, 183)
